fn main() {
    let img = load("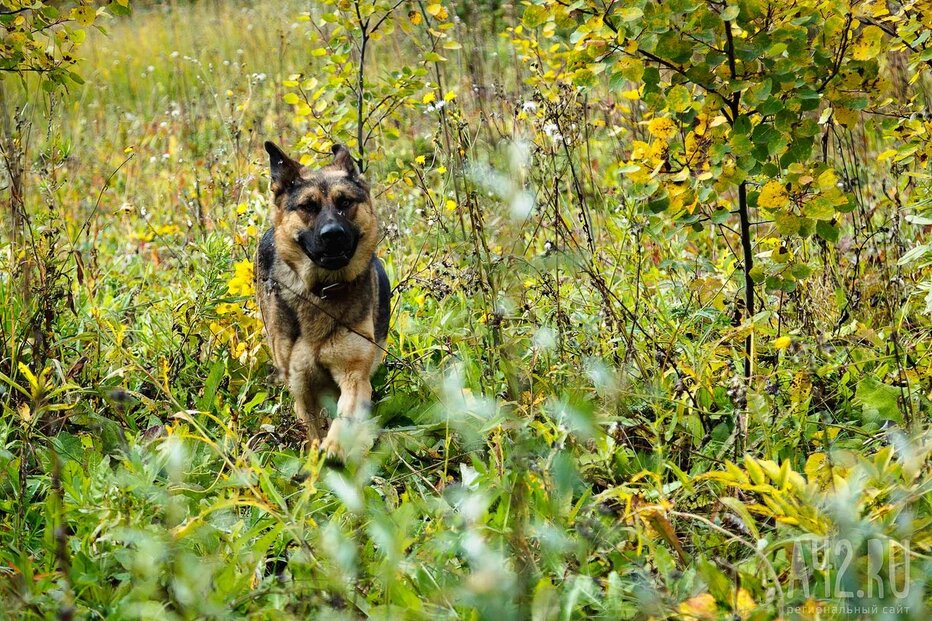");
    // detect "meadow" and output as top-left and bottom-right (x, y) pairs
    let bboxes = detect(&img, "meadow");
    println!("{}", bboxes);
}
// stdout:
(1, 0), (931, 619)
